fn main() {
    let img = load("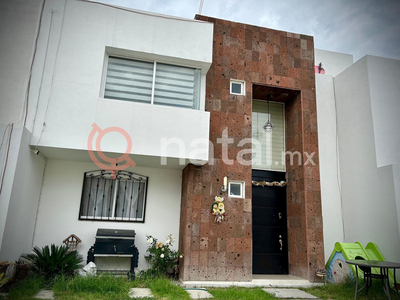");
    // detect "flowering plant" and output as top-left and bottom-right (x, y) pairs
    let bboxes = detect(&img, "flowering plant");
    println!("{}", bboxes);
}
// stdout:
(144, 234), (182, 275)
